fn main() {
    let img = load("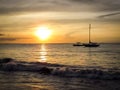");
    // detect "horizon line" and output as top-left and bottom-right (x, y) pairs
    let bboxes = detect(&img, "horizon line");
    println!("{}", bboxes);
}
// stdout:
(0, 42), (120, 44)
